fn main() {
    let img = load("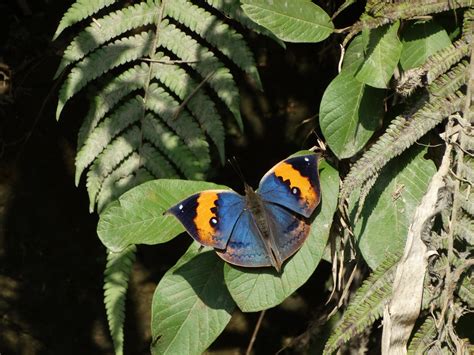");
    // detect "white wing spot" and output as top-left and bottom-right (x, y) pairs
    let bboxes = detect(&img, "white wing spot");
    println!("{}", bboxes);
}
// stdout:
(304, 157), (309, 162)
(179, 204), (184, 210)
